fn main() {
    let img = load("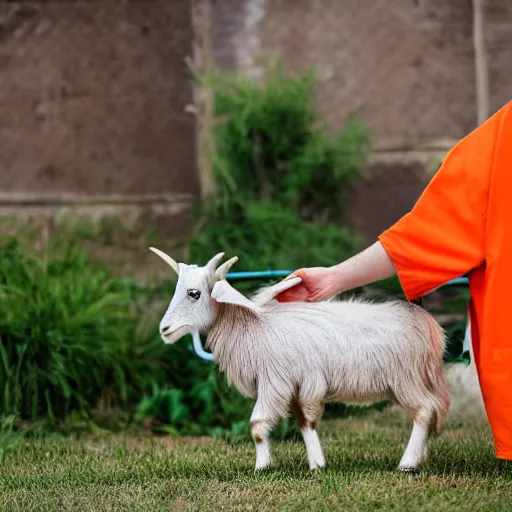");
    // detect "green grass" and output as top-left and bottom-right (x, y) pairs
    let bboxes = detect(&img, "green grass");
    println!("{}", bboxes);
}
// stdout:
(1, 408), (510, 511)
